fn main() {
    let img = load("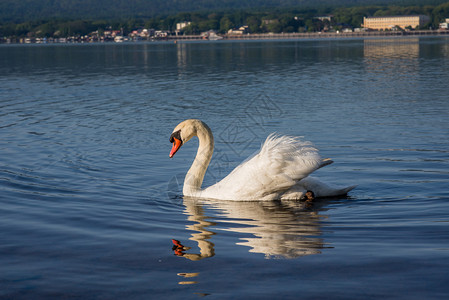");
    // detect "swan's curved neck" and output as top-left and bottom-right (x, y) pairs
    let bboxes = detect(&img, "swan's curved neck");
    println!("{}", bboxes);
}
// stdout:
(184, 123), (214, 196)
